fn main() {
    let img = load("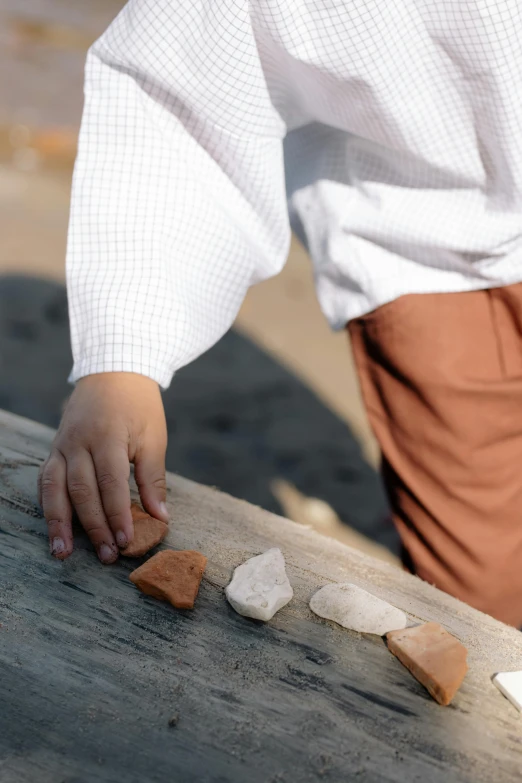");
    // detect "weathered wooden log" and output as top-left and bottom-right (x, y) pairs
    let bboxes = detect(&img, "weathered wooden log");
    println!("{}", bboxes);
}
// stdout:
(0, 410), (521, 782)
